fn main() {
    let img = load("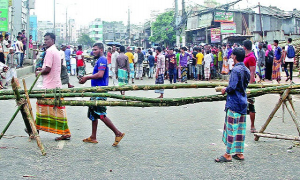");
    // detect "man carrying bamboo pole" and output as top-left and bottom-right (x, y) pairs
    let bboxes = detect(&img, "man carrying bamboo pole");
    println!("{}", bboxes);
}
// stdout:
(216, 47), (250, 163)
(79, 43), (125, 146)
(34, 33), (71, 141)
